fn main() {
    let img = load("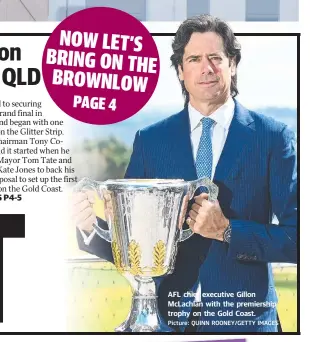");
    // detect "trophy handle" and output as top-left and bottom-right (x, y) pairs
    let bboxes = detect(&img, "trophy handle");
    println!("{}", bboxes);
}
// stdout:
(188, 177), (219, 202)
(73, 177), (112, 243)
(180, 177), (219, 242)
(180, 227), (193, 241)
